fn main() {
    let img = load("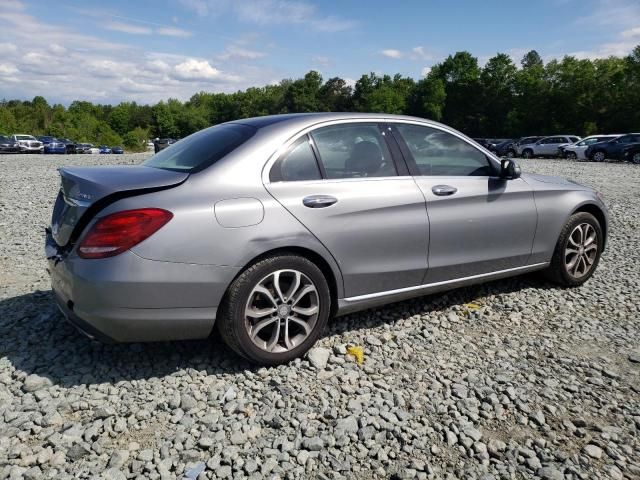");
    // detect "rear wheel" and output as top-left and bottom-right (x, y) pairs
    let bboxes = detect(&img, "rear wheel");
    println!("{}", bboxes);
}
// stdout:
(522, 149), (533, 159)
(217, 254), (331, 365)
(545, 212), (603, 287)
(632, 152), (640, 165)
(506, 149), (515, 158)
(592, 151), (606, 162)
(566, 152), (577, 160)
